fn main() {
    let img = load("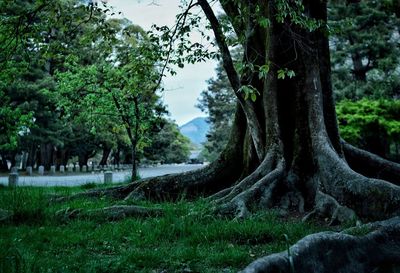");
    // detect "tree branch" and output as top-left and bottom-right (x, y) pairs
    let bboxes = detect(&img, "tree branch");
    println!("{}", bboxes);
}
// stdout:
(151, 0), (199, 94)
(198, 0), (241, 91)
(198, 0), (265, 160)
(342, 140), (400, 185)
(219, 0), (245, 40)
